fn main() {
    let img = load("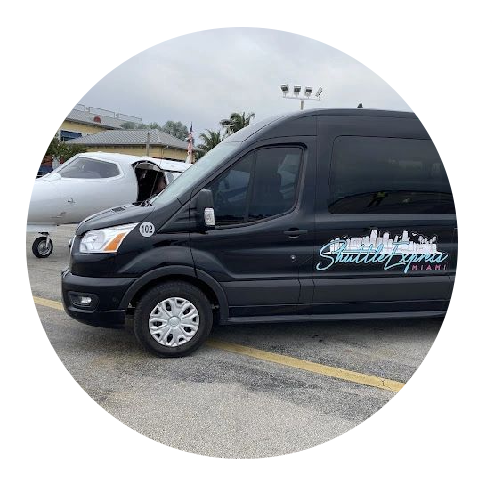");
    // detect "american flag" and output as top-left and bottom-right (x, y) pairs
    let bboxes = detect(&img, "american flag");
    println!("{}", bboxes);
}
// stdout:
(187, 122), (193, 158)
